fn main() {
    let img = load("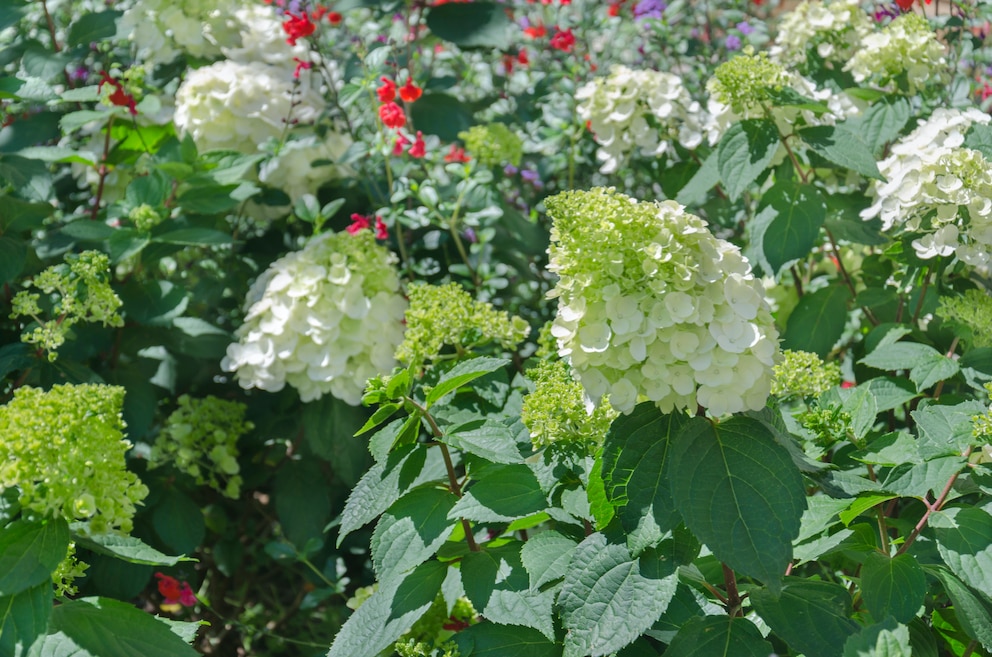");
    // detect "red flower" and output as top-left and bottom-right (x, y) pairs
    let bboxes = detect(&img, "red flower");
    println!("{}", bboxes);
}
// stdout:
(895, 0), (913, 8)
(409, 131), (426, 158)
(393, 132), (410, 155)
(375, 216), (389, 240)
(550, 27), (575, 52)
(292, 56), (312, 79)
(155, 573), (196, 607)
(347, 213), (370, 234)
(328, 11), (343, 24)
(518, 48), (529, 66)
(444, 144), (470, 163)
(377, 77), (397, 103)
(379, 102), (406, 129)
(523, 23), (546, 39)
(607, 2), (622, 16)
(98, 71), (138, 115)
(283, 12), (316, 45)
(399, 78), (422, 103)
